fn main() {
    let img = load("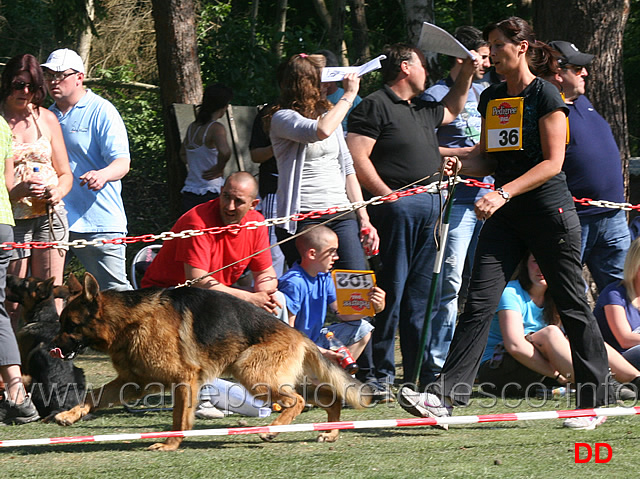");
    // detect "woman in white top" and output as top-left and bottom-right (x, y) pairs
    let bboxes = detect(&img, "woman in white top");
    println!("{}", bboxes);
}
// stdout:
(180, 84), (232, 213)
(266, 54), (378, 271)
